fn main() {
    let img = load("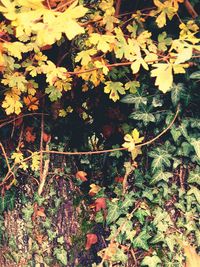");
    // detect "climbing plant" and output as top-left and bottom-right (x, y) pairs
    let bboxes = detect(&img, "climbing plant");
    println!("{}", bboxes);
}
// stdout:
(0, 0), (200, 266)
